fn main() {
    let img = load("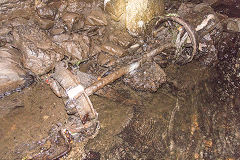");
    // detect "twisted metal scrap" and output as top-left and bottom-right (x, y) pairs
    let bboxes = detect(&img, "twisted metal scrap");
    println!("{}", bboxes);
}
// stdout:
(28, 15), (198, 160)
